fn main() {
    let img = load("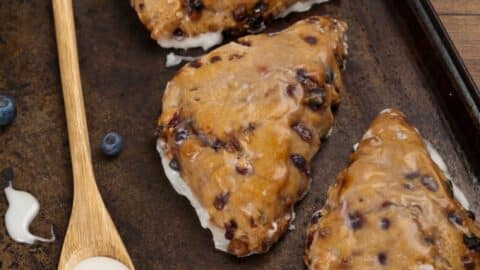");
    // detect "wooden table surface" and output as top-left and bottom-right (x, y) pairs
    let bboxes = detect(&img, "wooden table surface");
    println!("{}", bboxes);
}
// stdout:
(431, 0), (480, 87)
